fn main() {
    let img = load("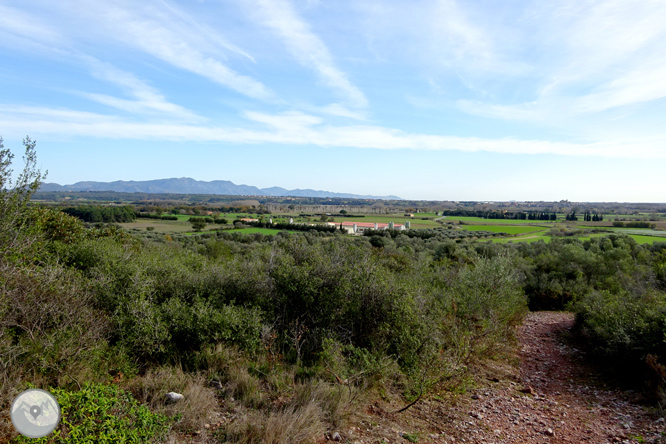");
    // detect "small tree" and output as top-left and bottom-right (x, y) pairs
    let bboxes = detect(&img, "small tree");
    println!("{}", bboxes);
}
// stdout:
(0, 136), (47, 258)
(190, 218), (207, 232)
